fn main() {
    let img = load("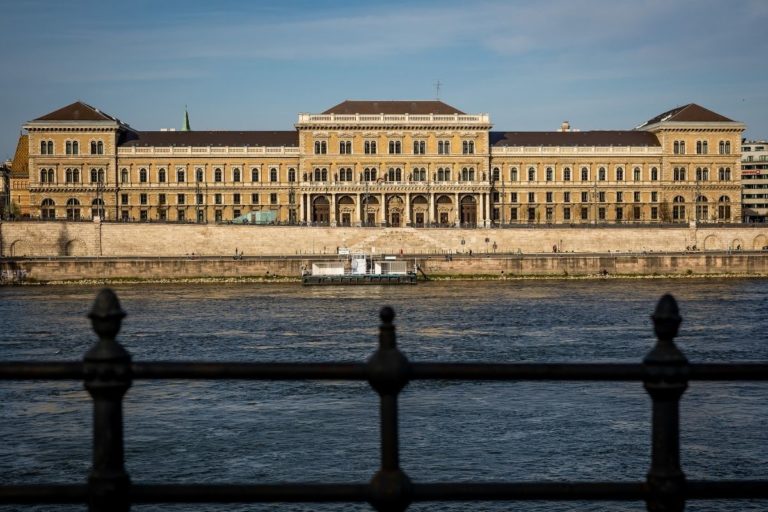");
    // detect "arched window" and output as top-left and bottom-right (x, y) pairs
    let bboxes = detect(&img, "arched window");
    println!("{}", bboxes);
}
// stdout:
(90, 141), (97, 154)
(563, 167), (571, 181)
(672, 196), (686, 222)
(72, 141), (79, 155)
(510, 167), (518, 181)
(41, 198), (56, 219)
(65, 168), (74, 183)
(41, 140), (47, 154)
(718, 196), (731, 221)
(581, 167), (589, 181)
(413, 167), (426, 181)
(545, 167), (553, 181)
(271, 168), (279, 182)
(97, 141), (104, 154)
(695, 167), (709, 181)
(633, 167), (641, 181)
(233, 168), (241, 182)
(40, 169), (48, 183)
(528, 167), (535, 181)
(492, 167), (500, 182)
(651, 167), (659, 181)
(695, 195), (708, 221)
(91, 169), (99, 183)
(616, 167), (624, 181)
(387, 167), (402, 182)
(364, 167), (377, 181)
(437, 167), (451, 181)
(673, 167), (686, 181)
(251, 168), (259, 182)
(66, 198), (81, 220)
(66, 141), (73, 154)
(158, 168), (166, 183)
(97, 168), (104, 183)
(177, 169), (185, 183)
(139, 168), (148, 183)
(91, 198), (105, 219)
(73, 169), (80, 183)
(288, 168), (296, 182)
(121, 169), (129, 183)
(214, 168), (223, 182)
(196, 168), (204, 182)
(719, 167), (731, 181)
(598, 167), (606, 181)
